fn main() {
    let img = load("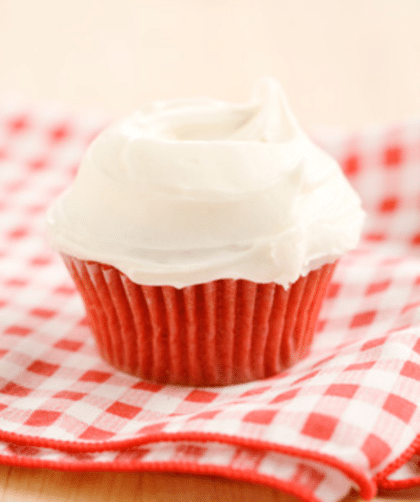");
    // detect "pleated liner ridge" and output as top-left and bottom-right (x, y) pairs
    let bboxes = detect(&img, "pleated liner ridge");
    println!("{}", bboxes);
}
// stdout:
(62, 254), (336, 386)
